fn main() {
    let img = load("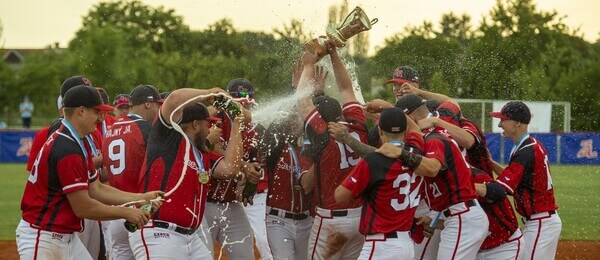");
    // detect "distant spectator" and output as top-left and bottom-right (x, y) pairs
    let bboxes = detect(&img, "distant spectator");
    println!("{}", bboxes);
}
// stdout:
(19, 95), (34, 129)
